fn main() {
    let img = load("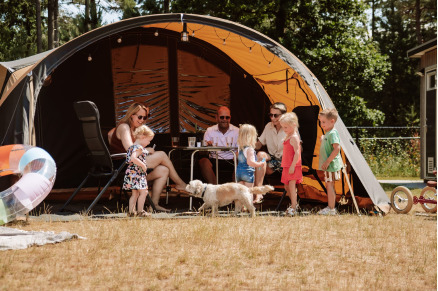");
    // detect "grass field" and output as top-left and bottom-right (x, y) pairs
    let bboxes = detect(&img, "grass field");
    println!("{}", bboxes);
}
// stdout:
(360, 137), (421, 178)
(1, 189), (436, 290)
